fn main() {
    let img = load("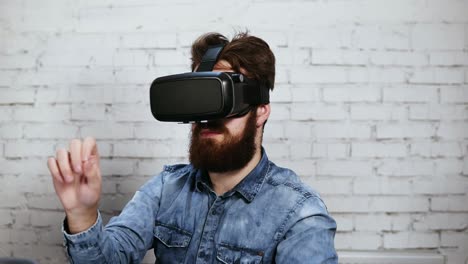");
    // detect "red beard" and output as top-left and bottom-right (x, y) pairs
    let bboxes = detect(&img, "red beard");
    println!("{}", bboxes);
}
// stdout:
(189, 112), (257, 173)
